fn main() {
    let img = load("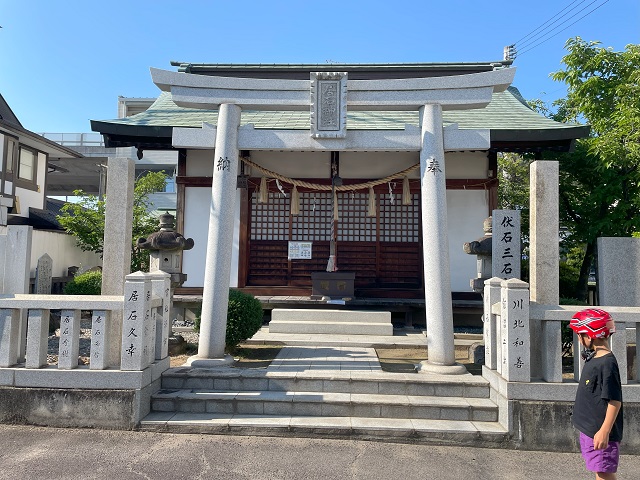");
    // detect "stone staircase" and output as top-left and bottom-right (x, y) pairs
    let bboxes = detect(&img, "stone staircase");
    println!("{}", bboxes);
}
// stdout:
(140, 356), (507, 446)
